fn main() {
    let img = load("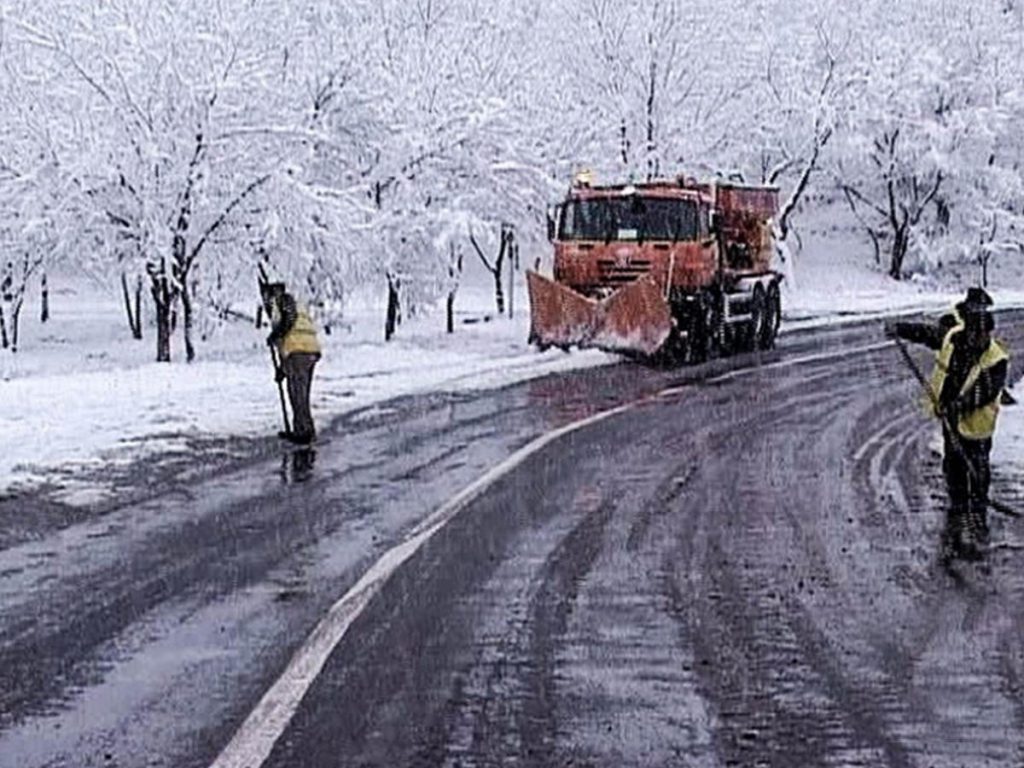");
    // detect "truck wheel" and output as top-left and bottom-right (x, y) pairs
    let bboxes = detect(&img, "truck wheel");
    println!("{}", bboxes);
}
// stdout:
(713, 296), (731, 356)
(745, 284), (766, 352)
(706, 294), (730, 359)
(686, 301), (713, 363)
(760, 282), (781, 349)
(657, 326), (688, 367)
